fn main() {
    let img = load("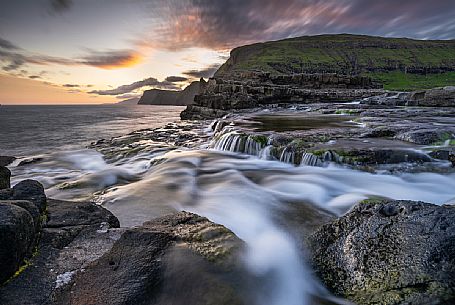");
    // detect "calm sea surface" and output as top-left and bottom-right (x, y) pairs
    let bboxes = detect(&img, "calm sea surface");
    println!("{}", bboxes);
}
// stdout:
(0, 104), (185, 156)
